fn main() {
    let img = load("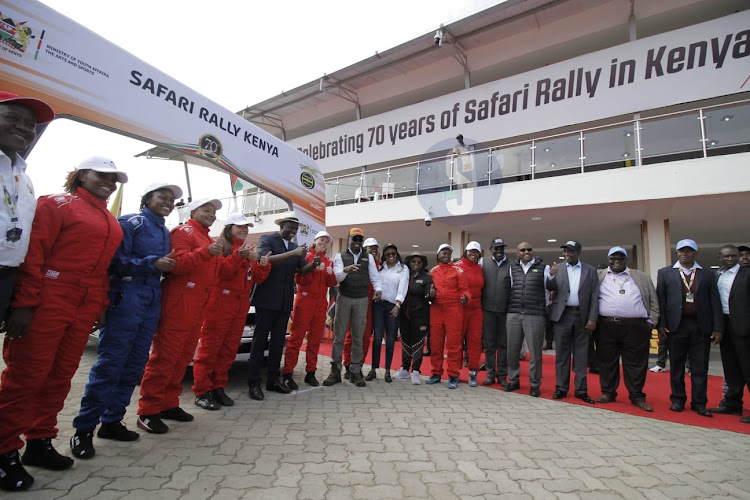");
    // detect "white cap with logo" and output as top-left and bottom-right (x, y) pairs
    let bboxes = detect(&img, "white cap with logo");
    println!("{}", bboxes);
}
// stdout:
(465, 241), (481, 252)
(225, 212), (253, 226)
(188, 198), (222, 211)
(75, 156), (128, 183)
